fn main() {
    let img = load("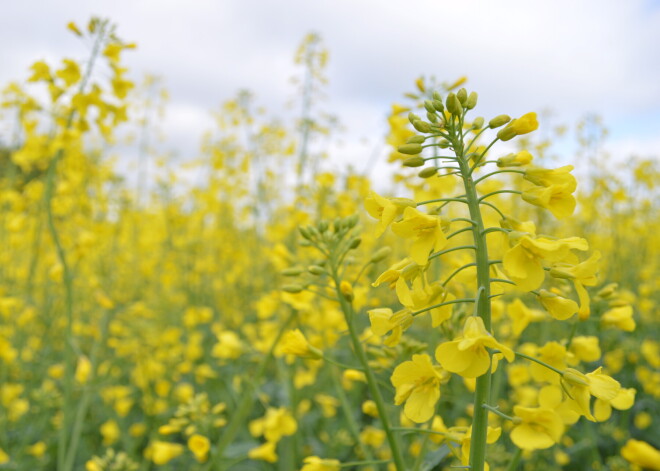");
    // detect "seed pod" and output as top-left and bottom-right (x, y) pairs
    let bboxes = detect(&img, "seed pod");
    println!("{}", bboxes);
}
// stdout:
(369, 246), (392, 263)
(418, 167), (438, 178)
(403, 156), (425, 167)
(457, 88), (468, 105)
(489, 114), (511, 128)
(412, 120), (432, 133)
(398, 143), (423, 155)
(466, 91), (478, 110)
(281, 267), (304, 276)
(406, 135), (426, 144)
